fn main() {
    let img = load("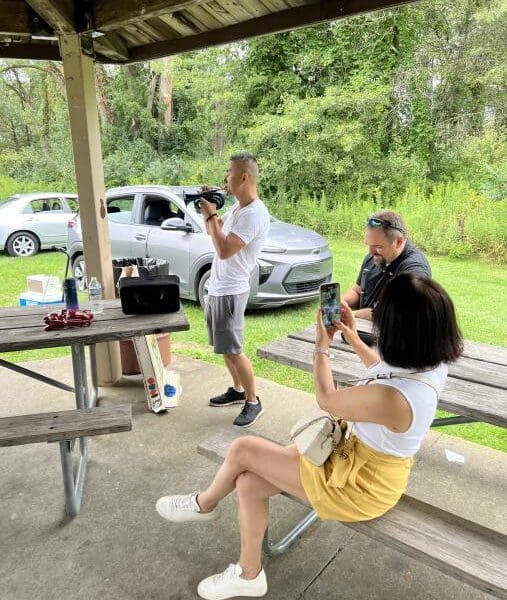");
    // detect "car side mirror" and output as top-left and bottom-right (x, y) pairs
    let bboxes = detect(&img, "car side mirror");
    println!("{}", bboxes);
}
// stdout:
(161, 217), (193, 232)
